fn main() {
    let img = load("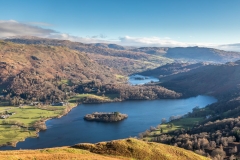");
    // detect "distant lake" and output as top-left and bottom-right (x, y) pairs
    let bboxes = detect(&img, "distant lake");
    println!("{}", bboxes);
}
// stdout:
(129, 74), (159, 85)
(1, 95), (217, 150)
